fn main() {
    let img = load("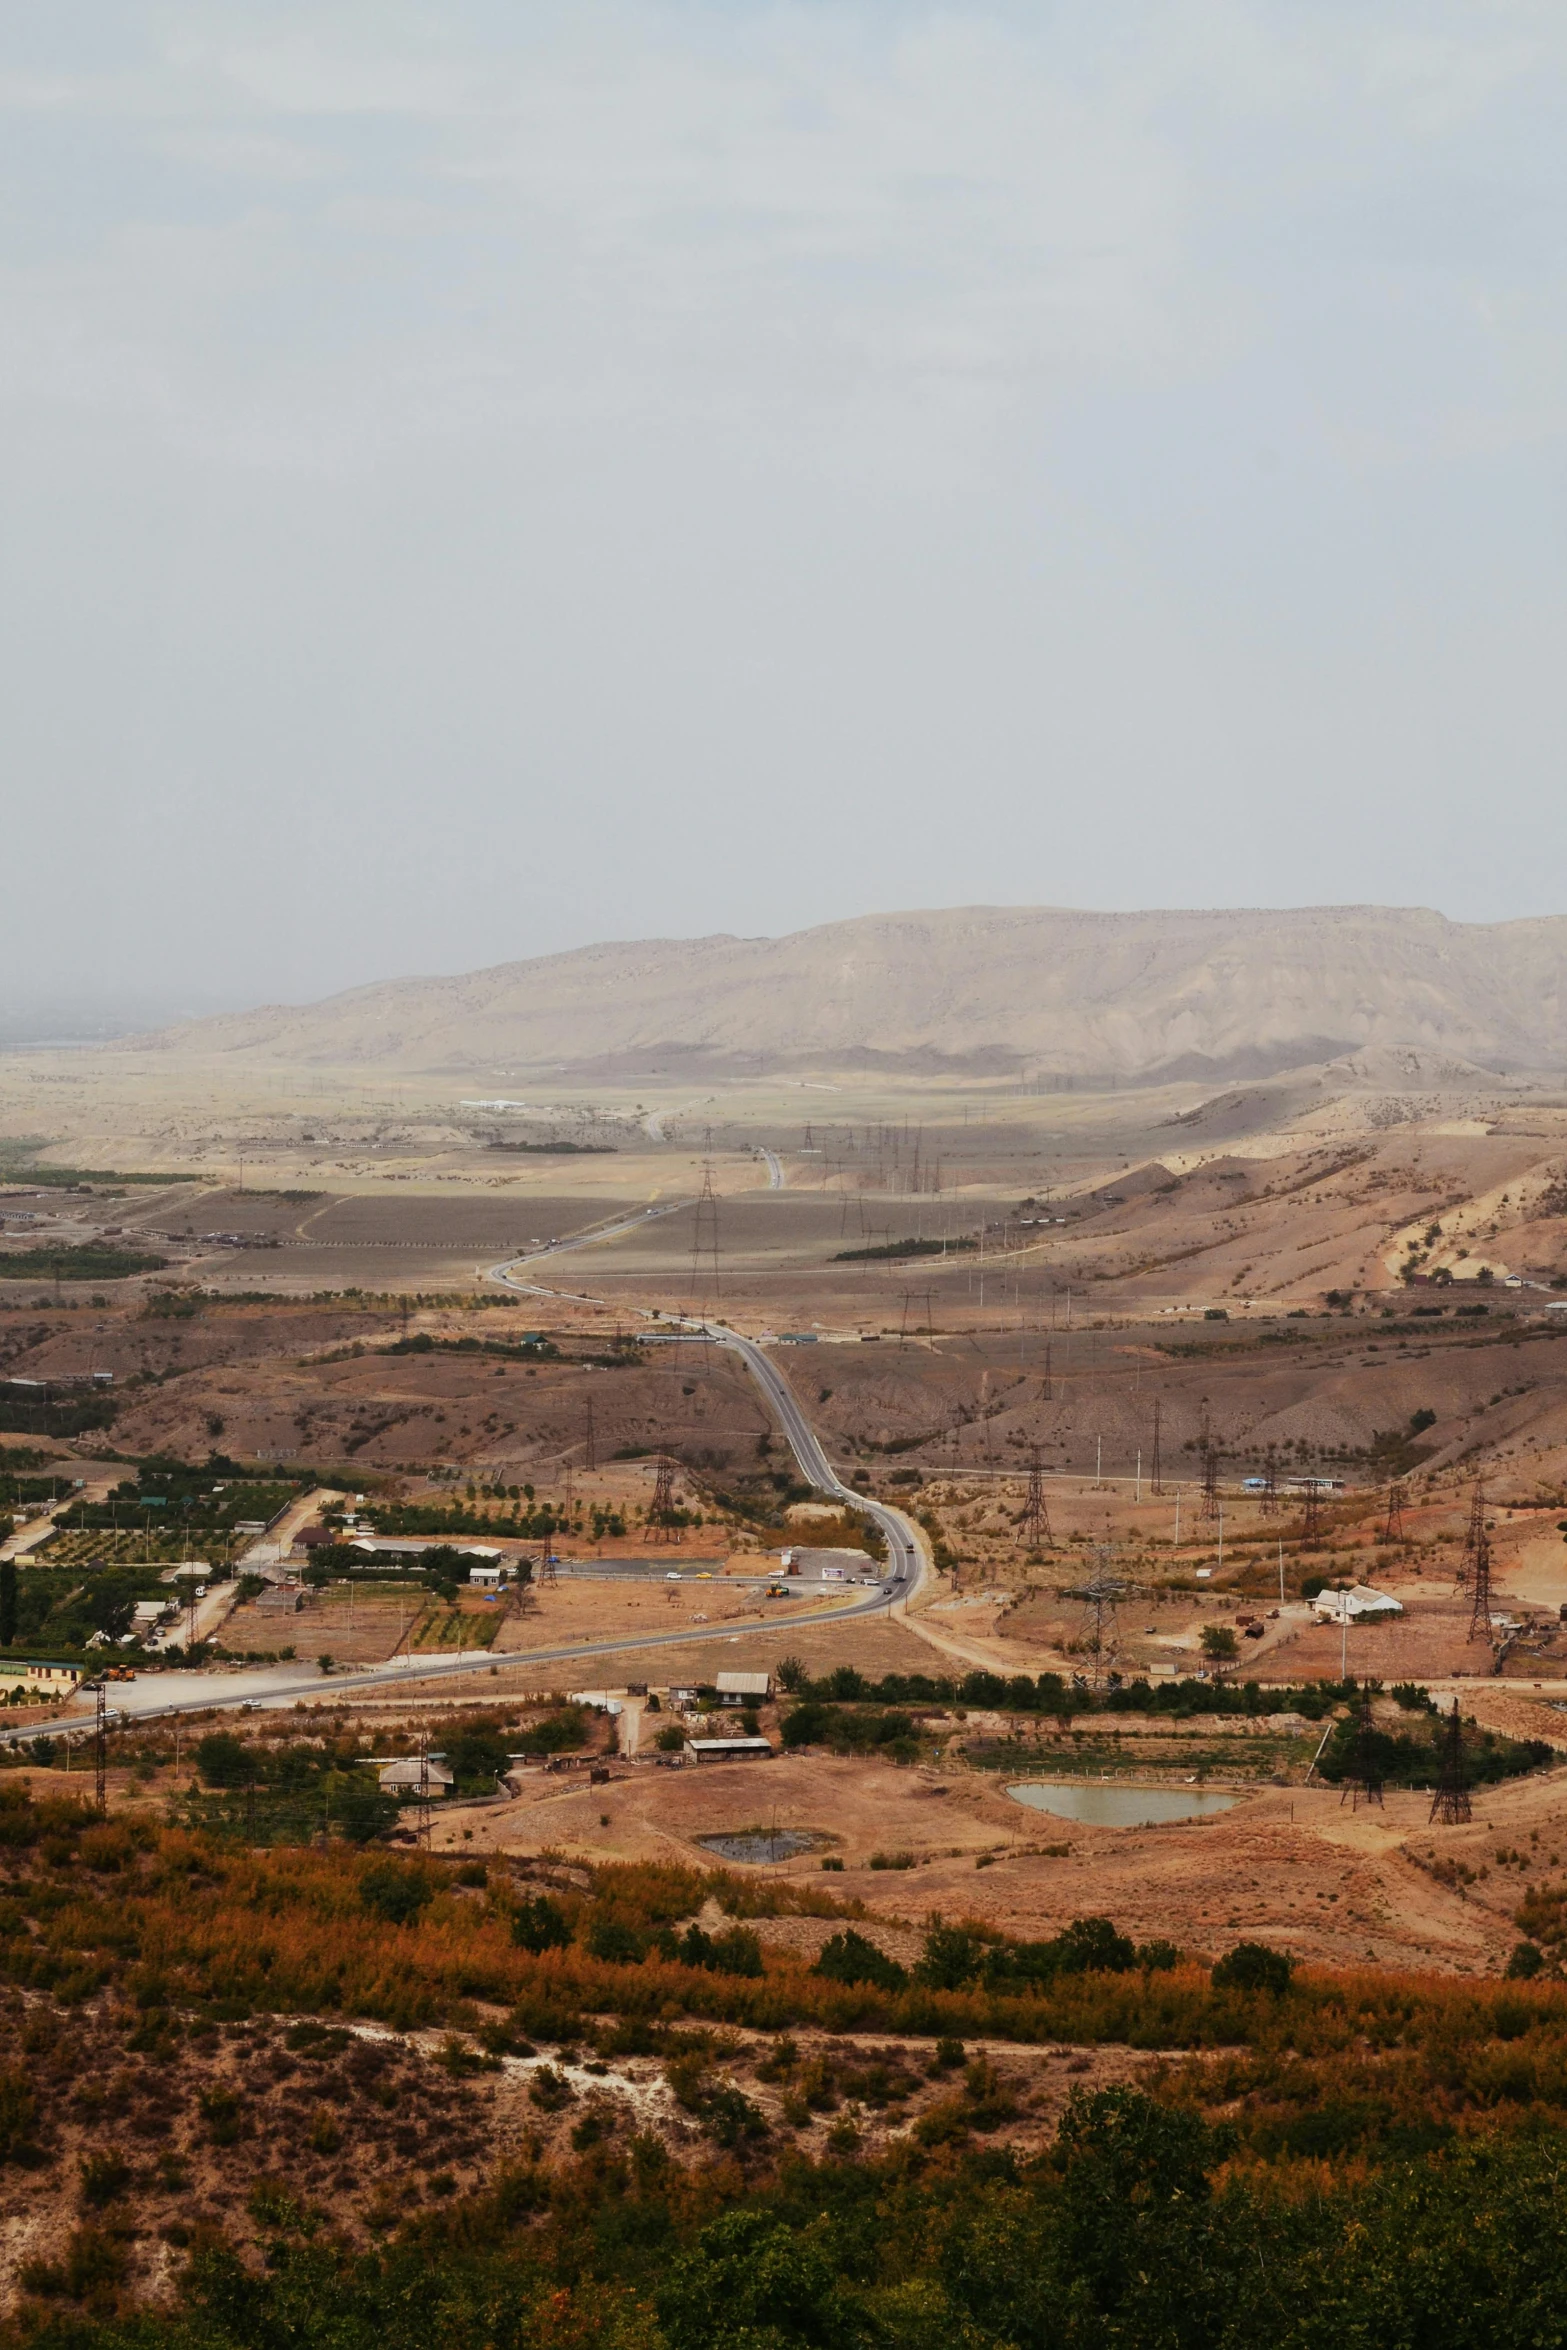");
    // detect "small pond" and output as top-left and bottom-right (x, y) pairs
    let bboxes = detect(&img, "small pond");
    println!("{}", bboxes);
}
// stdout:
(696, 1830), (819, 1865)
(1008, 1781), (1244, 1829)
